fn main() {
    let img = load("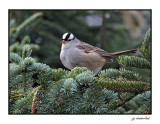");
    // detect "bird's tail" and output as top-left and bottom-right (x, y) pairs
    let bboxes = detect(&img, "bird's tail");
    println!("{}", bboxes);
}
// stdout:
(110, 48), (137, 57)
